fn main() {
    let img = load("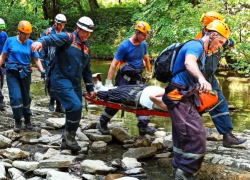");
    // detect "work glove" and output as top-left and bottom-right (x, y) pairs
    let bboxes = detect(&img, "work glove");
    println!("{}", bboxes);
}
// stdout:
(144, 72), (152, 83)
(105, 79), (114, 87)
(40, 70), (46, 80)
